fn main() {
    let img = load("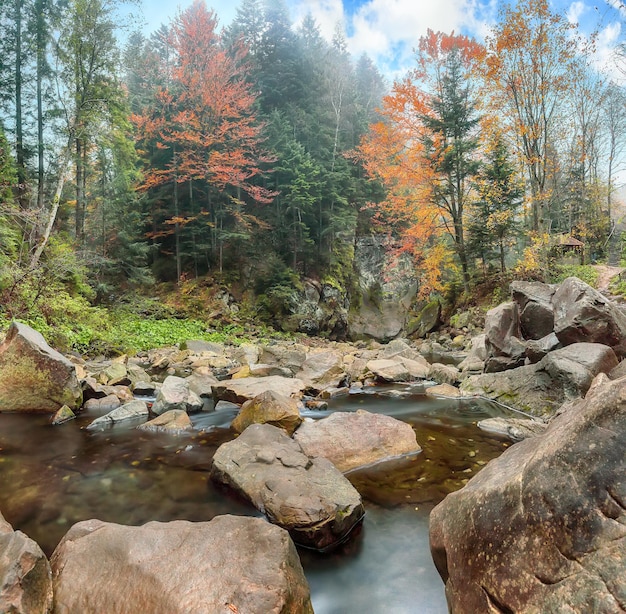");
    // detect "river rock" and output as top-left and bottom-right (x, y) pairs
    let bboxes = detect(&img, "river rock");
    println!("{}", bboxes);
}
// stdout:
(86, 399), (149, 430)
(484, 302), (524, 358)
(180, 339), (225, 354)
(211, 424), (364, 550)
(525, 332), (561, 363)
(212, 376), (306, 405)
(50, 404), (76, 425)
(0, 321), (82, 413)
(296, 351), (346, 392)
(425, 383), (462, 398)
(293, 410), (421, 472)
(461, 342), (617, 417)
(430, 375), (626, 613)
(477, 416), (548, 441)
(137, 409), (193, 434)
(429, 363), (460, 385)
(366, 358), (411, 382)
(51, 515), (313, 614)
(553, 276), (626, 356)
(100, 361), (129, 386)
(83, 393), (121, 412)
(231, 390), (302, 435)
(0, 510), (52, 614)
(152, 375), (203, 415)
(510, 280), (556, 340)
